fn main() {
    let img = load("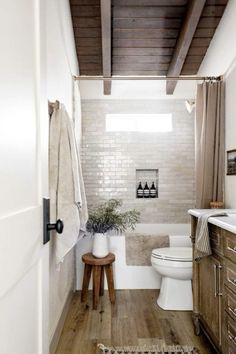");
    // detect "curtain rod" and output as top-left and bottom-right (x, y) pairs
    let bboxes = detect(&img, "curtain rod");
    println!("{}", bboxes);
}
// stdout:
(73, 75), (222, 81)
